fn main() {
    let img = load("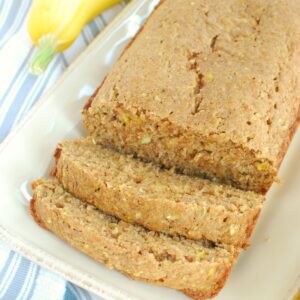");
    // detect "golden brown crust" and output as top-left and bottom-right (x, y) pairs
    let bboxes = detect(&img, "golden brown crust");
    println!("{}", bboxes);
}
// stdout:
(243, 209), (262, 249)
(29, 195), (47, 230)
(82, 0), (164, 114)
(259, 107), (300, 194)
(50, 146), (62, 177)
(31, 178), (45, 190)
(83, 85), (102, 111)
(276, 106), (300, 172)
